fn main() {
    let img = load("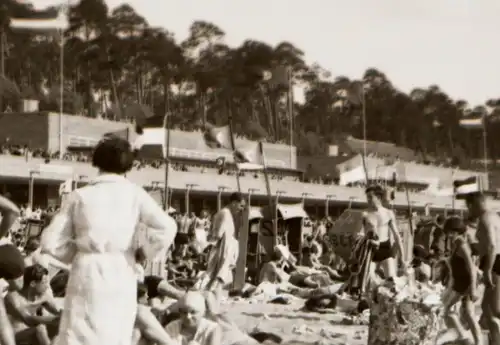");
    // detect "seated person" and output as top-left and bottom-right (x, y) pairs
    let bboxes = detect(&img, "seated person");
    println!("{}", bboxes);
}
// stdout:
(4, 264), (60, 345)
(259, 246), (332, 288)
(133, 282), (175, 345)
(165, 290), (221, 345)
(302, 244), (342, 280)
(259, 248), (291, 285)
(303, 235), (322, 254)
(144, 275), (184, 313)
